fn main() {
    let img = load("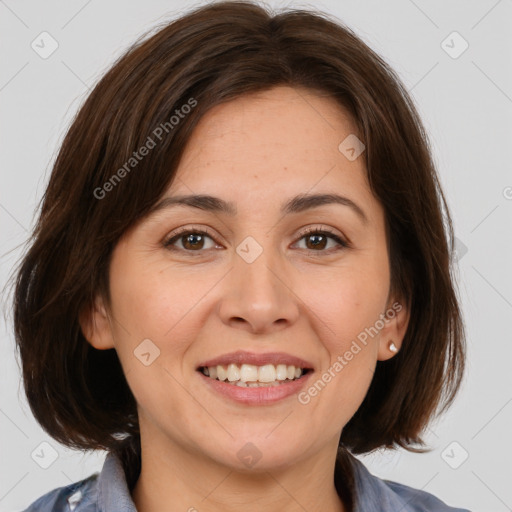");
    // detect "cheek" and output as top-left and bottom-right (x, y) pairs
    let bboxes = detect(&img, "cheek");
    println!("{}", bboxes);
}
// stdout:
(301, 267), (387, 406)
(309, 266), (389, 348)
(107, 254), (223, 395)
(106, 264), (203, 423)
(109, 254), (200, 339)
